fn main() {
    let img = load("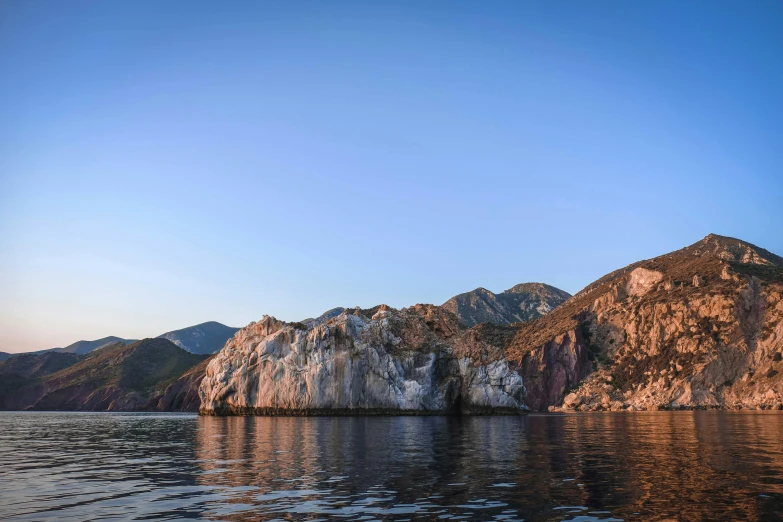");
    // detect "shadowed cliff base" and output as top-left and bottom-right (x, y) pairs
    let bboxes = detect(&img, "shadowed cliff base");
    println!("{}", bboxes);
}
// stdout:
(199, 404), (525, 416)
